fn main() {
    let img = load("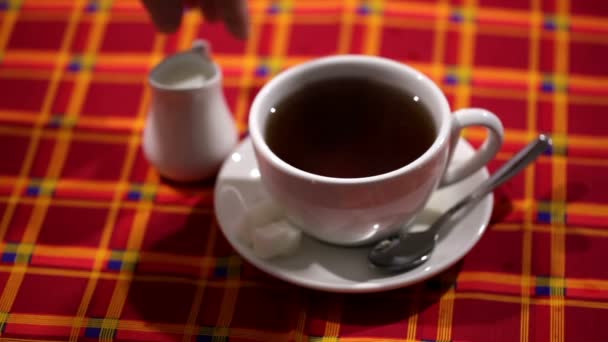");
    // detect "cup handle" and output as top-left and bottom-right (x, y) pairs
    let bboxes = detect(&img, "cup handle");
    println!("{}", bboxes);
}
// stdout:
(439, 108), (504, 187)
